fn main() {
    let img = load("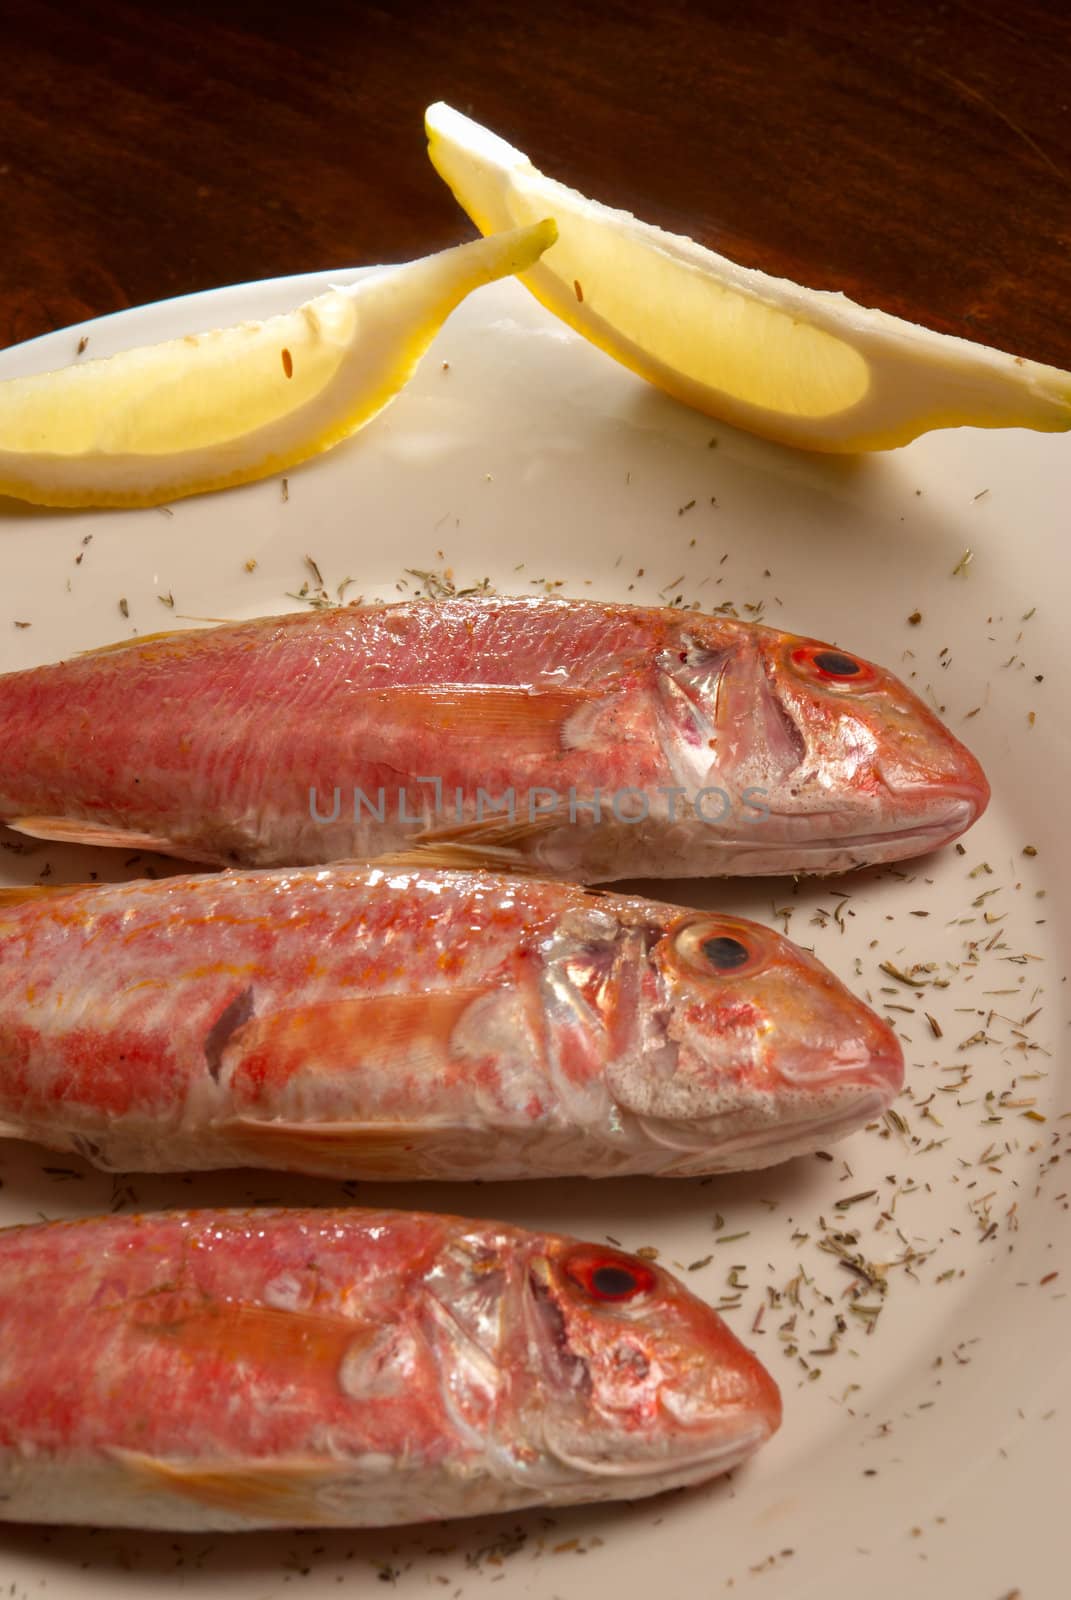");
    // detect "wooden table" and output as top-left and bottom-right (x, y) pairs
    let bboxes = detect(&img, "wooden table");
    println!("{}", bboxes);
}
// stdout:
(2, 0), (1069, 367)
